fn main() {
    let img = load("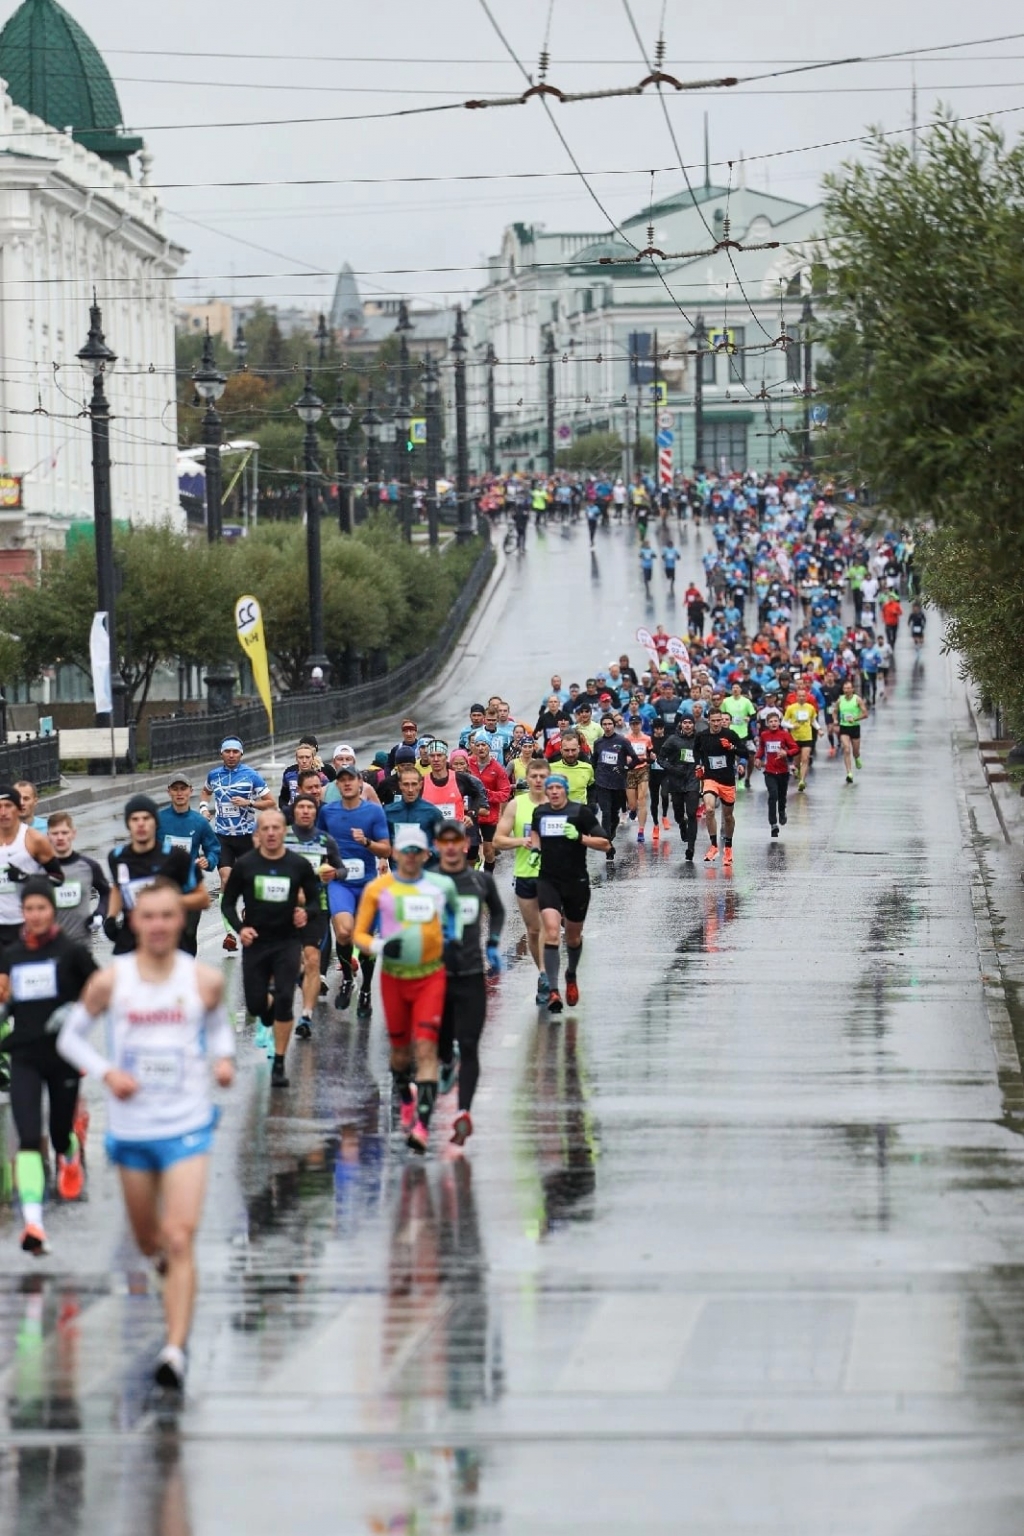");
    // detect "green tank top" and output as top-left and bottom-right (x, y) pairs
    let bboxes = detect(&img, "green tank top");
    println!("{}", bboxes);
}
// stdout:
(513, 794), (540, 879)
(838, 694), (862, 726)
